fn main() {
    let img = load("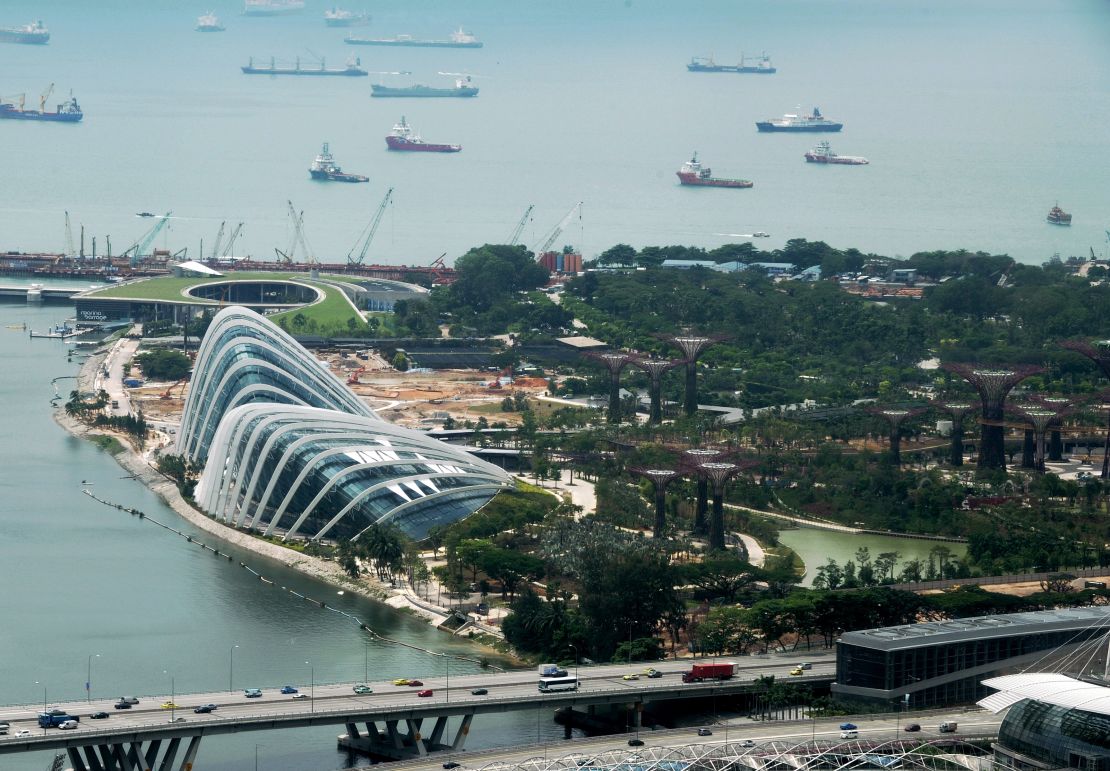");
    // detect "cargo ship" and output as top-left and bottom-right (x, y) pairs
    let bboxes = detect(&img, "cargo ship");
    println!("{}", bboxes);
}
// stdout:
(757, 107), (842, 132)
(324, 8), (371, 26)
(346, 27), (483, 48)
(196, 13), (225, 31)
(687, 53), (775, 73)
(804, 141), (867, 165)
(676, 154), (752, 188)
(385, 116), (461, 152)
(371, 77), (478, 98)
(0, 93), (82, 123)
(0, 20), (50, 45)
(1047, 204), (1072, 226)
(242, 56), (368, 76)
(244, 0), (305, 16)
(309, 143), (368, 182)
